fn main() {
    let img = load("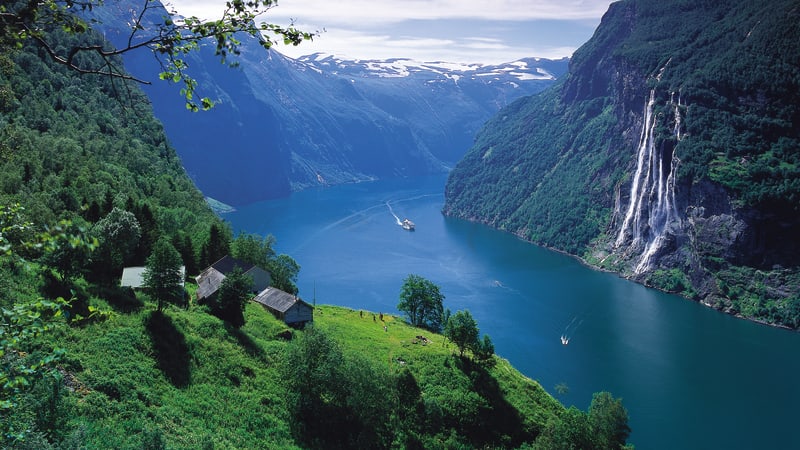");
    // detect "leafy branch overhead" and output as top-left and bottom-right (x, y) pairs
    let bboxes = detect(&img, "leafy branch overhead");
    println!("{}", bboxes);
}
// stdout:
(0, 0), (314, 111)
